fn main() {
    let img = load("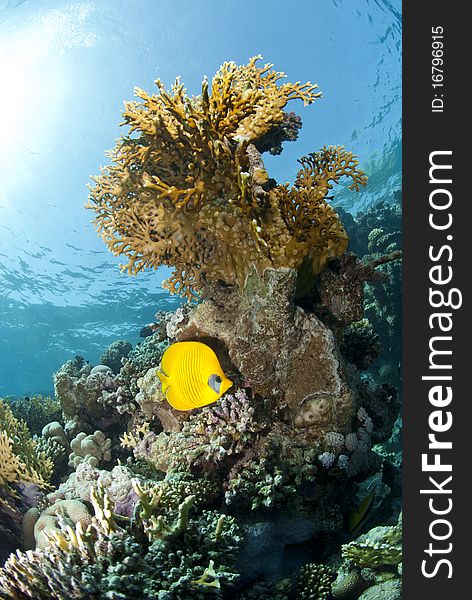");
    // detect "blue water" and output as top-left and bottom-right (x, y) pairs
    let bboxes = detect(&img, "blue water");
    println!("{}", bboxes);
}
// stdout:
(0, 0), (401, 396)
